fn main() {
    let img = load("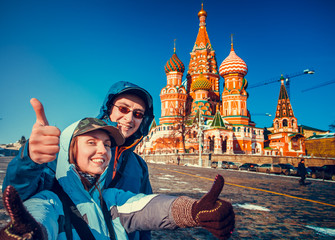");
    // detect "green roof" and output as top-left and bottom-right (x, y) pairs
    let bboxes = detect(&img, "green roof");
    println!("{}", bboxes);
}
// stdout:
(210, 110), (225, 128)
(299, 125), (327, 132)
(307, 133), (334, 140)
